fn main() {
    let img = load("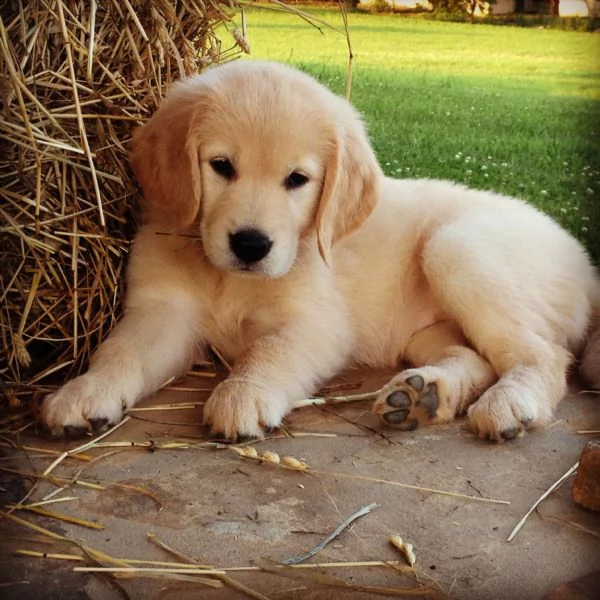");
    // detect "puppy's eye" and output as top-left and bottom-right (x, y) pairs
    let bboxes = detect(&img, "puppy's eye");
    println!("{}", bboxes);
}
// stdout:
(210, 158), (236, 181)
(284, 171), (309, 190)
